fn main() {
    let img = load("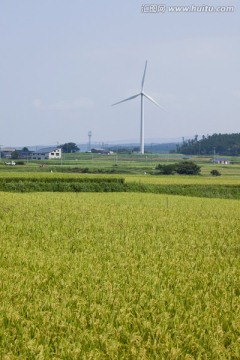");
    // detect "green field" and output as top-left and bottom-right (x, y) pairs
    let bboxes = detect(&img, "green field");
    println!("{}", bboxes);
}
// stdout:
(0, 192), (239, 358)
(1, 152), (240, 177)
